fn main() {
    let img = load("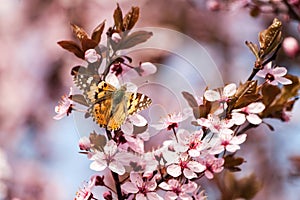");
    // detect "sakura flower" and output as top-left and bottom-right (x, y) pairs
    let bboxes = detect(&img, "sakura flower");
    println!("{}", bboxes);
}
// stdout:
(198, 155), (224, 179)
(210, 133), (247, 154)
(176, 129), (205, 157)
(167, 153), (205, 179)
(256, 62), (292, 85)
(121, 114), (148, 135)
(152, 109), (191, 131)
(159, 179), (198, 200)
(53, 87), (74, 120)
(112, 32), (122, 43)
(79, 136), (91, 151)
(197, 114), (234, 135)
(74, 176), (96, 200)
(122, 172), (163, 200)
(84, 49), (101, 63)
(135, 62), (157, 76)
(204, 83), (236, 102)
(231, 102), (265, 125)
(90, 140), (126, 175)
